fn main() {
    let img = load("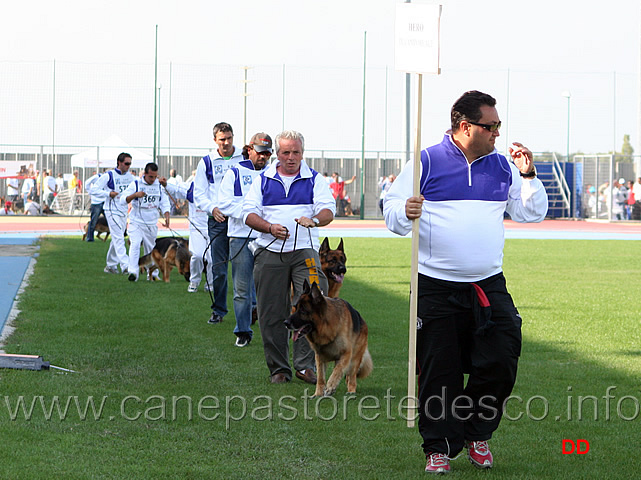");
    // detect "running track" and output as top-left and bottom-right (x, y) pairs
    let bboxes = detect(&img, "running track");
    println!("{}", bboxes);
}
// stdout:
(2, 216), (641, 240)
